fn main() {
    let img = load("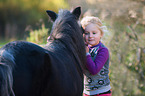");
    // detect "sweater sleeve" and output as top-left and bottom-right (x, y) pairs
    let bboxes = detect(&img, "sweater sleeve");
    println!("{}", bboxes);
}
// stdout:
(86, 48), (109, 75)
